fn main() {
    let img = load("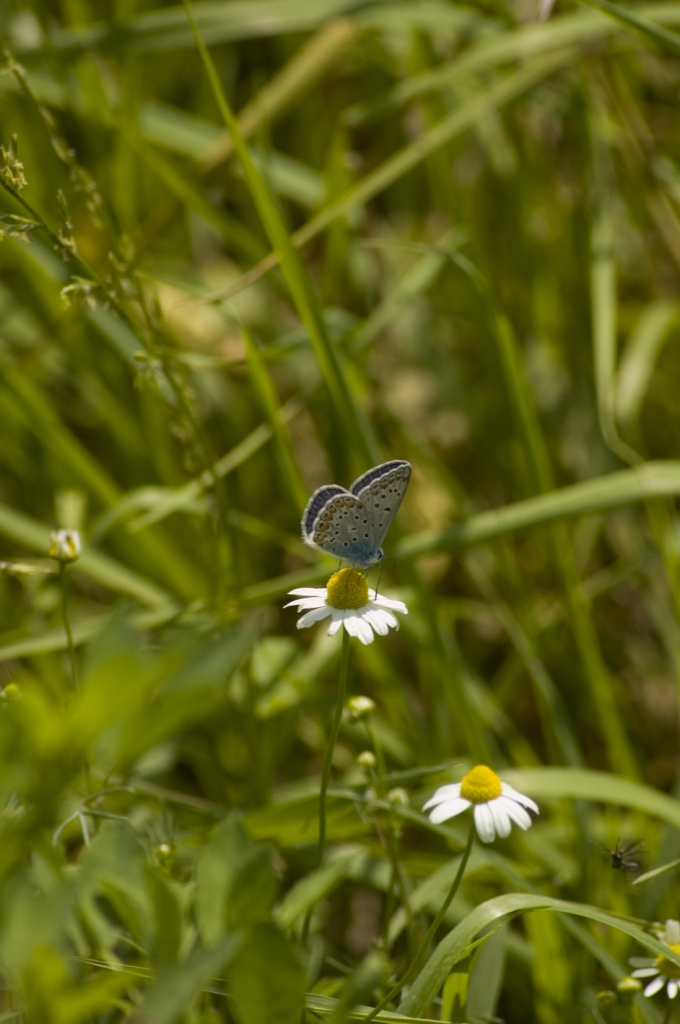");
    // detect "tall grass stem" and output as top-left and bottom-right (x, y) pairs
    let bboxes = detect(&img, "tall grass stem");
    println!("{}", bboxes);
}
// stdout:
(365, 817), (476, 1023)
